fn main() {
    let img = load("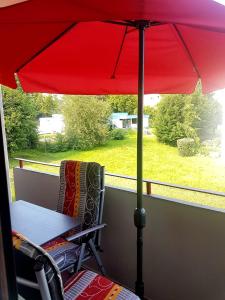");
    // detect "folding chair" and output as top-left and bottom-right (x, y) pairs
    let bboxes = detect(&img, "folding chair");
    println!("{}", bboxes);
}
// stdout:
(42, 160), (106, 275)
(13, 231), (139, 300)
